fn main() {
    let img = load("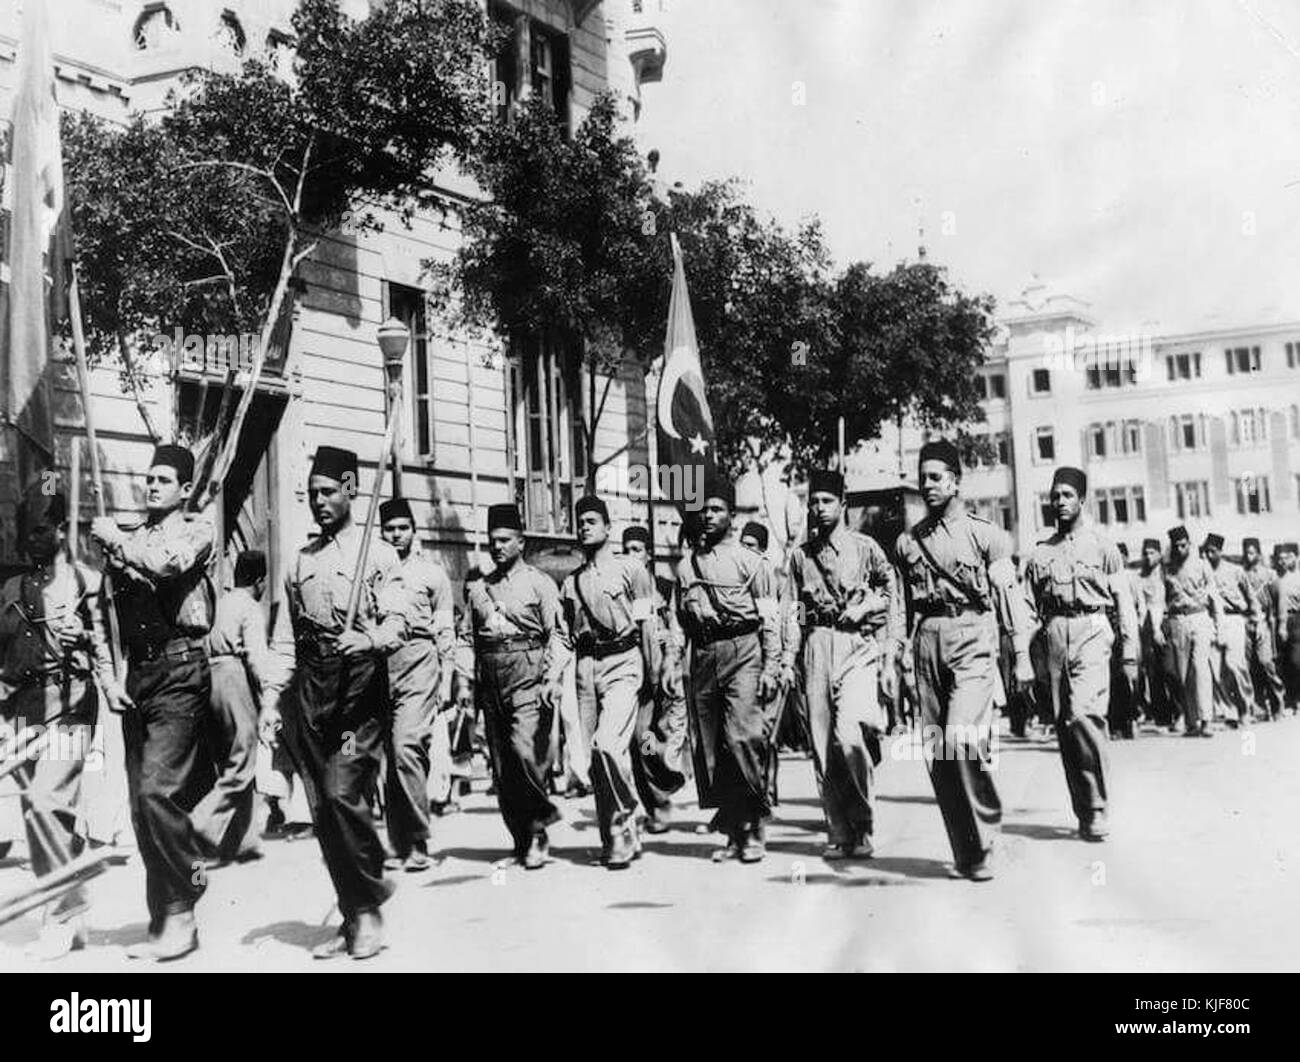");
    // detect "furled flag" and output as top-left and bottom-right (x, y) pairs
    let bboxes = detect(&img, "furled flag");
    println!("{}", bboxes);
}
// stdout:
(655, 233), (717, 514)
(1, 0), (70, 548)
